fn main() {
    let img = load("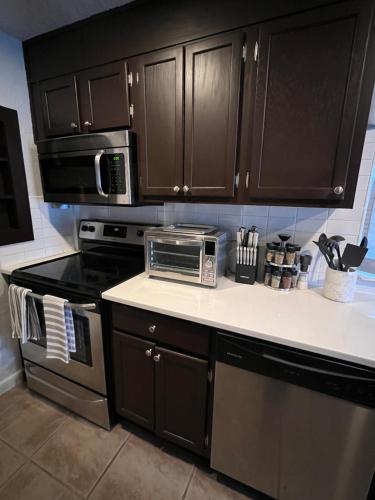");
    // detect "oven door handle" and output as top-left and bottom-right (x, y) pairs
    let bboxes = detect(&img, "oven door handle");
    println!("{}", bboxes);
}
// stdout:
(149, 238), (203, 246)
(94, 150), (109, 198)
